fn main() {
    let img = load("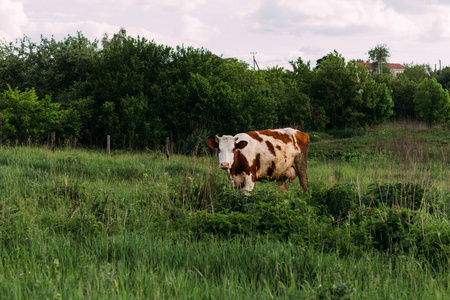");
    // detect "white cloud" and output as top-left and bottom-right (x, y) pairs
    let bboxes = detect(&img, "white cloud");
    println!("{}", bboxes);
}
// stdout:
(417, 3), (450, 42)
(246, 0), (418, 38)
(3, 0), (450, 69)
(24, 20), (120, 41)
(0, 0), (28, 41)
(181, 14), (219, 43)
(74, 0), (207, 12)
(153, 0), (207, 11)
(420, 15), (450, 42)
